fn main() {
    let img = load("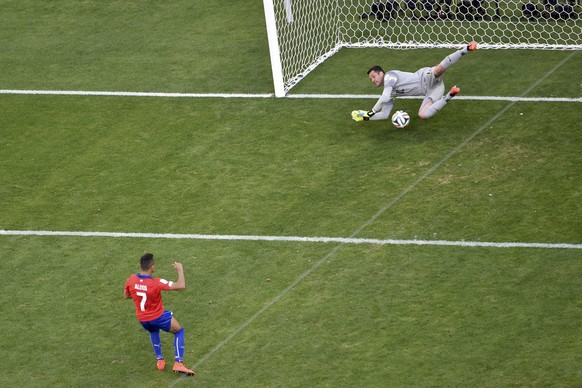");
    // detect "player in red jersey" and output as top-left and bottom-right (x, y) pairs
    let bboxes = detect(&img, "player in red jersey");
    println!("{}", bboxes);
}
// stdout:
(124, 253), (196, 376)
